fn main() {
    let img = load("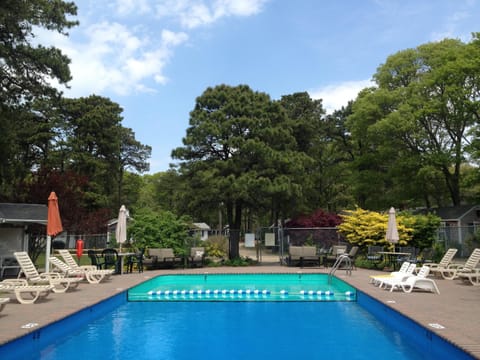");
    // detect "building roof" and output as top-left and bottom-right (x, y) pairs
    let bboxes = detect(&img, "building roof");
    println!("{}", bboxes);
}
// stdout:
(192, 222), (211, 230)
(416, 205), (480, 221)
(0, 203), (47, 225)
